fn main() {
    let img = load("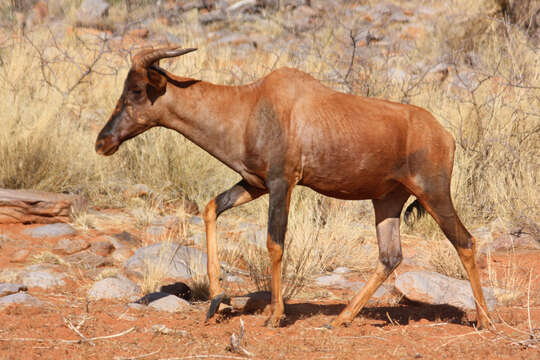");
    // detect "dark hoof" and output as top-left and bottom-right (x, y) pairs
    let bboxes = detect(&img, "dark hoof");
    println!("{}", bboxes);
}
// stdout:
(205, 293), (226, 322)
